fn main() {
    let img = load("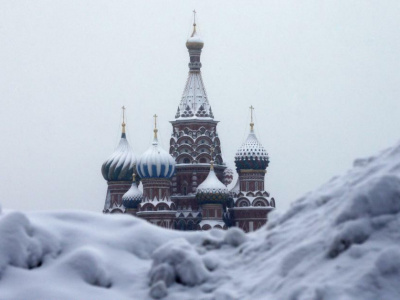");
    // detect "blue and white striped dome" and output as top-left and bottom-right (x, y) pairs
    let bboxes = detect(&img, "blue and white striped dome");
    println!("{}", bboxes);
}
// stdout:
(137, 135), (175, 179)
